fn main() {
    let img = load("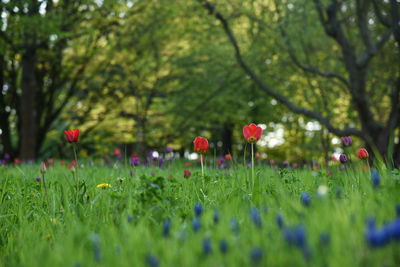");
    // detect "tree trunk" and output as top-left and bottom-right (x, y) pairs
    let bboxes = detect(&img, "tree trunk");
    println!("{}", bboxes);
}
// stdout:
(19, 49), (38, 161)
(221, 122), (233, 155)
(0, 55), (13, 157)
